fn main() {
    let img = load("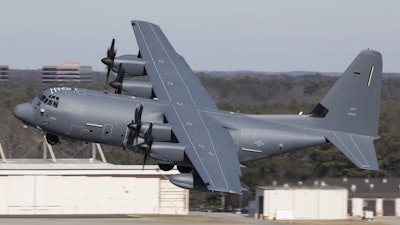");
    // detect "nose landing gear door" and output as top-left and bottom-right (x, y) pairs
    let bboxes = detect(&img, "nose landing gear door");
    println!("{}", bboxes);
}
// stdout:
(102, 124), (113, 139)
